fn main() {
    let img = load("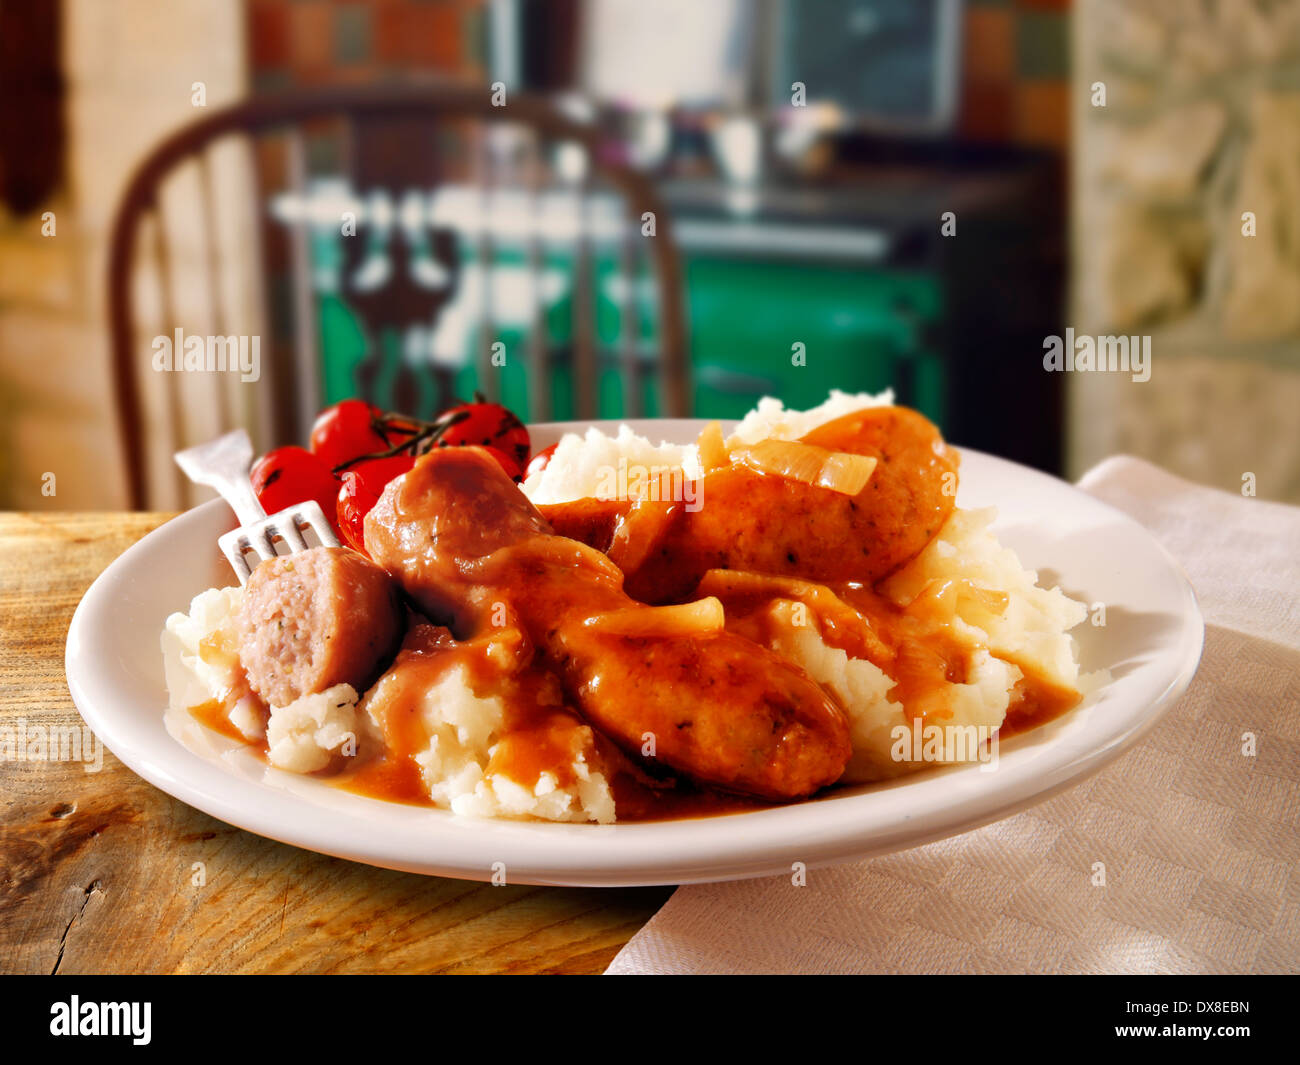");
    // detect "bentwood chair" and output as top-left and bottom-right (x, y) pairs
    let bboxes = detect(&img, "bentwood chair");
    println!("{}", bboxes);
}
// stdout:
(106, 84), (689, 509)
